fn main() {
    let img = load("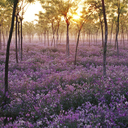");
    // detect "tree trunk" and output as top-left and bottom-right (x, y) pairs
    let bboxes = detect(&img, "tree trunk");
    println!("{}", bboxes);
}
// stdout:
(115, 5), (120, 57)
(51, 22), (55, 47)
(99, 16), (104, 47)
(18, 21), (21, 60)
(101, 0), (108, 77)
(96, 29), (98, 45)
(60, 32), (62, 44)
(4, 0), (18, 102)
(15, 15), (18, 63)
(21, 18), (23, 61)
(47, 30), (49, 46)
(44, 31), (46, 46)
(66, 20), (70, 56)
(74, 29), (81, 65)
(56, 21), (60, 47)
